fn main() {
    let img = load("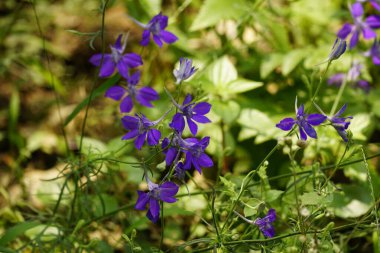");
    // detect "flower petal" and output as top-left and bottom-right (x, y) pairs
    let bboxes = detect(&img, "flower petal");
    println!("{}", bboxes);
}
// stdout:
(147, 198), (160, 223)
(153, 34), (163, 48)
(99, 56), (115, 78)
(366, 15), (380, 29)
(147, 129), (161, 146)
(141, 30), (151, 46)
(165, 148), (178, 166)
(121, 115), (139, 130)
(187, 118), (198, 136)
(198, 153), (213, 168)
(160, 30), (178, 44)
(183, 94), (193, 106)
(105, 86), (126, 101)
(193, 102), (211, 115)
(306, 114), (327, 126)
(122, 129), (139, 140)
(276, 118), (296, 131)
(302, 122), (317, 139)
(349, 30), (360, 49)
(136, 87), (159, 107)
(362, 27), (376, 40)
(135, 191), (149, 210)
(192, 114), (211, 124)
(122, 53), (143, 68)
(351, 2), (364, 18)
(337, 23), (352, 39)
(120, 96), (134, 113)
(135, 132), (147, 150)
(170, 113), (185, 132)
